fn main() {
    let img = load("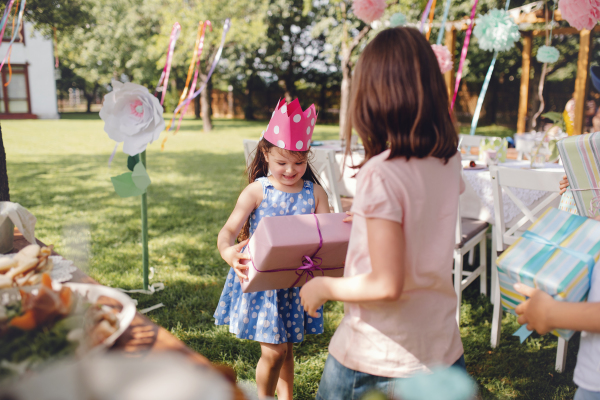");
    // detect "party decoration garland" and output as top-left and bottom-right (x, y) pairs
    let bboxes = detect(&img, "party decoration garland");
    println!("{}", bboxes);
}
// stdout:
(558, 0), (600, 31)
(352, 0), (386, 24)
(451, 0), (479, 110)
(431, 44), (453, 74)
(154, 22), (182, 105)
(390, 12), (406, 27)
(473, 9), (520, 52)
